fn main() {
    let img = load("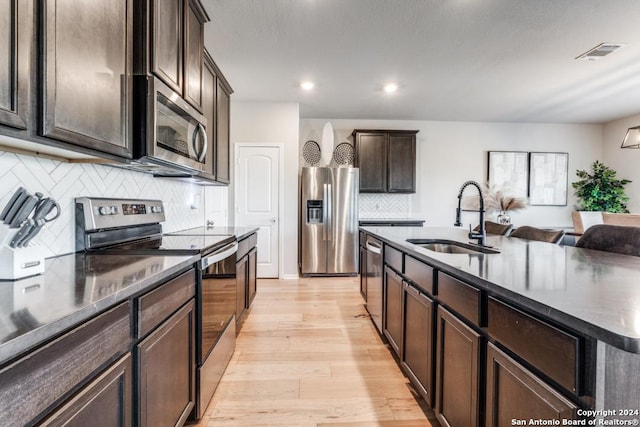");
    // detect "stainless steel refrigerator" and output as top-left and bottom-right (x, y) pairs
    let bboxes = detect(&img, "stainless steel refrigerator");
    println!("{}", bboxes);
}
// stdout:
(300, 167), (359, 276)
